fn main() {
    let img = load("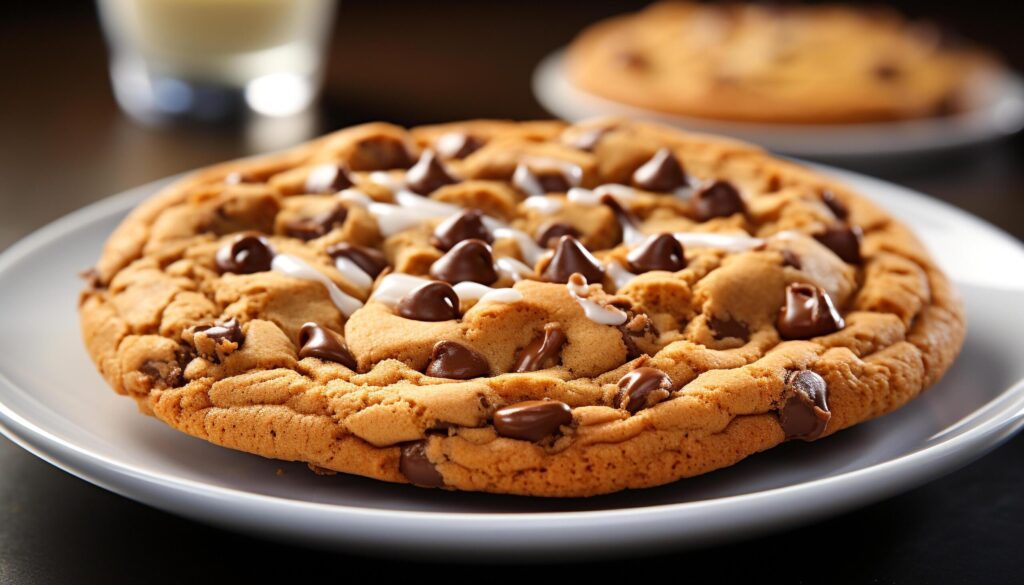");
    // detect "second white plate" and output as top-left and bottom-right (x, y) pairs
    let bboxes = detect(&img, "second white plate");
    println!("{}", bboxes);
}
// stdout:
(533, 49), (1024, 160)
(0, 165), (1023, 559)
